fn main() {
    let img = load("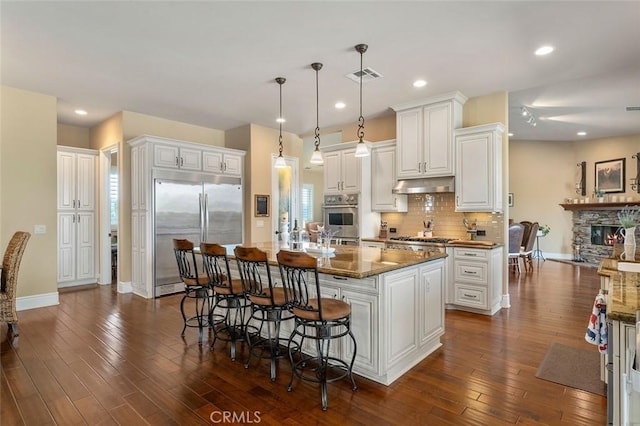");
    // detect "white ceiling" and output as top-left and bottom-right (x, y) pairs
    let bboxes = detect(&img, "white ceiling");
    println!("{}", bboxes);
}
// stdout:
(2, 1), (639, 142)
